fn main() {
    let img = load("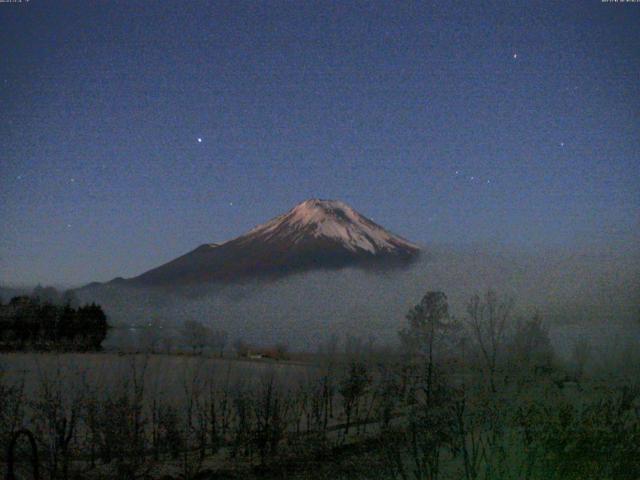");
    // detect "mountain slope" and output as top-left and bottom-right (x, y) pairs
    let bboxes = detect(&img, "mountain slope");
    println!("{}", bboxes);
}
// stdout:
(128, 199), (420, 286)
